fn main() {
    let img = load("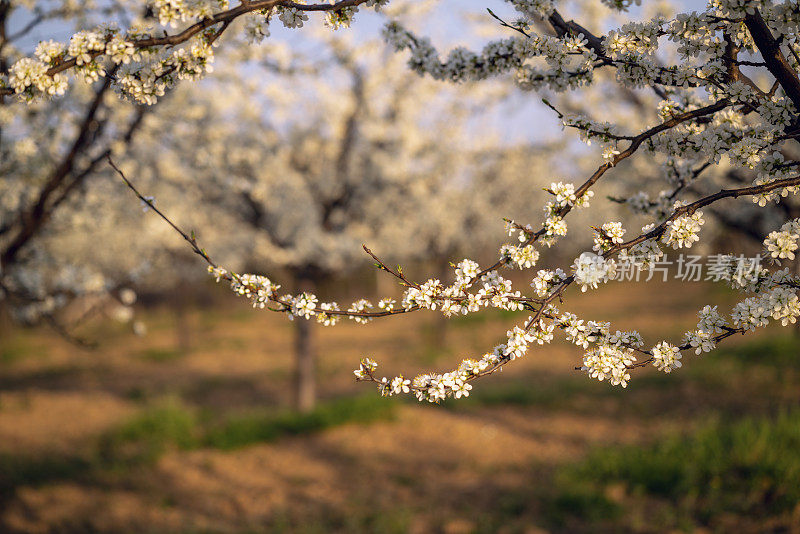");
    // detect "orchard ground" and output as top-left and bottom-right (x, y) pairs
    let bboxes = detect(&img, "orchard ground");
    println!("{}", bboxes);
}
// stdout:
(1, 279), (800, 533)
